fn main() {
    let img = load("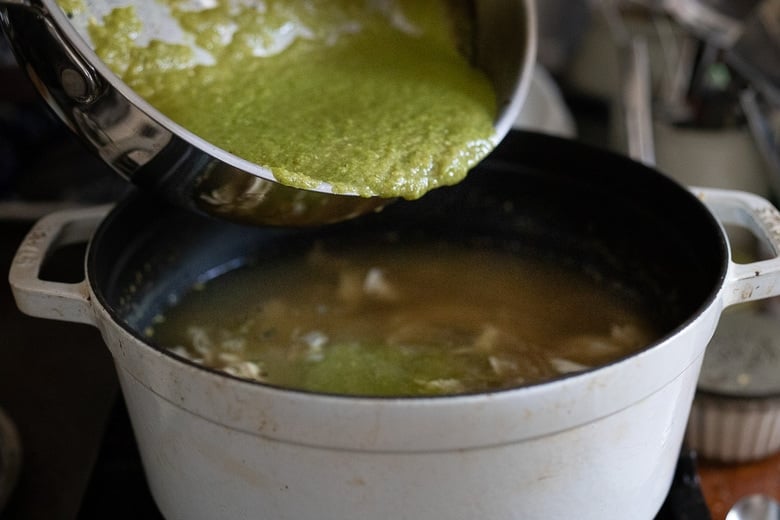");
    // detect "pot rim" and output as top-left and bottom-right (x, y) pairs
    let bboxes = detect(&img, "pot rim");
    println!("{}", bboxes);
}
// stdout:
(87, 180), (729, 403)
(81, 159), (733, 449)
